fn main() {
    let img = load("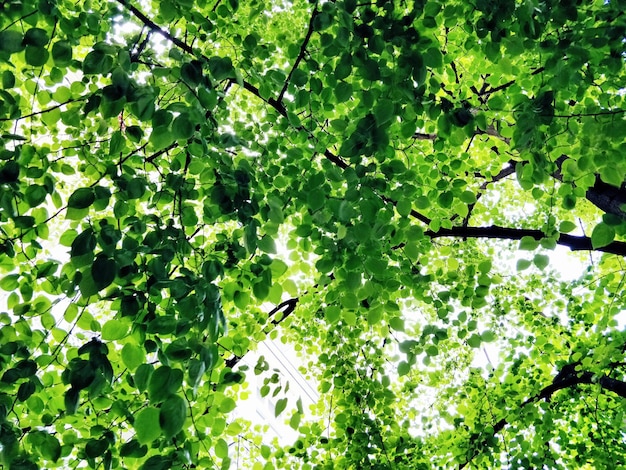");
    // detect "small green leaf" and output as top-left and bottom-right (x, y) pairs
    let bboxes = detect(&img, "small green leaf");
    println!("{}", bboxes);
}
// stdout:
(135, 364), (154, 392)
(437, 191), (454, 208)
(389, 316), (404, 331)
(215, 438), (229, 459)
(181, 61), (203, 86)
(25, 185), (47, 207)
(0, 274), (19, 291)
(172, 113), (195, 139)
(0, 30), (24, 54)
(516, 259), (531, 271)
(467, 334), (481, 348)
(65, 387), (80, 414)
(257, 234), (276, 253)
(519, 236), (539, 251)
(51, 40), (72, 65)
(13, 216), (35, 228)
(481, 330), (497, 342)
(70, 229), (96, 258)
(325, 305), (341, 323)
(2, 70), (16, 88)
(334, 81), (353, 103)
(591, 222), (615, 249)
(148, 366), (183, 403)
(92, 255), (117, 290)
(101, 319), (129, 341)
(134, 406), (162, 444)
(159, 394), (187, 439)
(85, 438), (109, 458)
(559, 221), (577, 233)
(275, 397), (287, 417)
(459, 190), (477, 204)
(121, 343), (145, 370)
(24, 28), (49, 47)
(68, 188), (95, 209)
(209, 56), (234, 81)
(367, 307), (383, 325)
(397, 361), (410, 376)
(396, 199), (412, 217)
